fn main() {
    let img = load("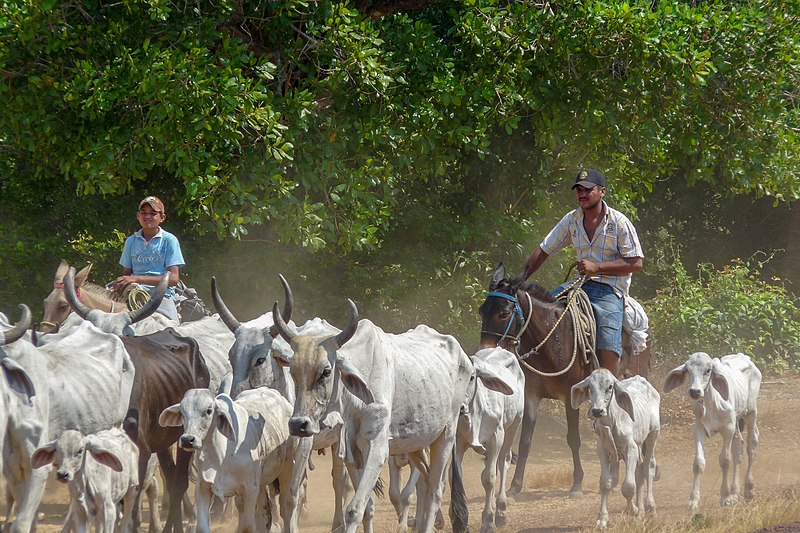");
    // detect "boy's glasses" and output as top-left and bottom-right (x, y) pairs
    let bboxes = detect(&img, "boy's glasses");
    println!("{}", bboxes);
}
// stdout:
(138, 210), (162, 217)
